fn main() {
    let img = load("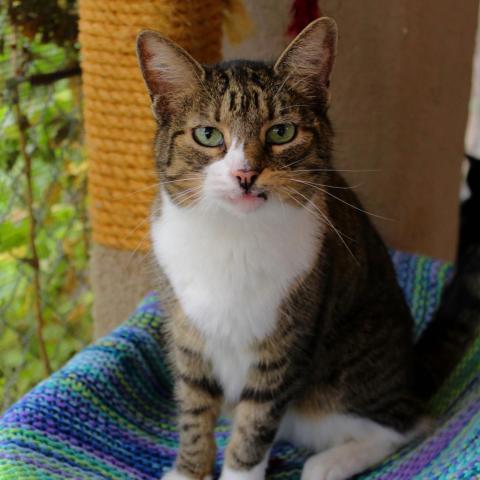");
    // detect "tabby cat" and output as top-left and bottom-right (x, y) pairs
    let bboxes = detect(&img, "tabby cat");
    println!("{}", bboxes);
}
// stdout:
(136, 18), (467, 480)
